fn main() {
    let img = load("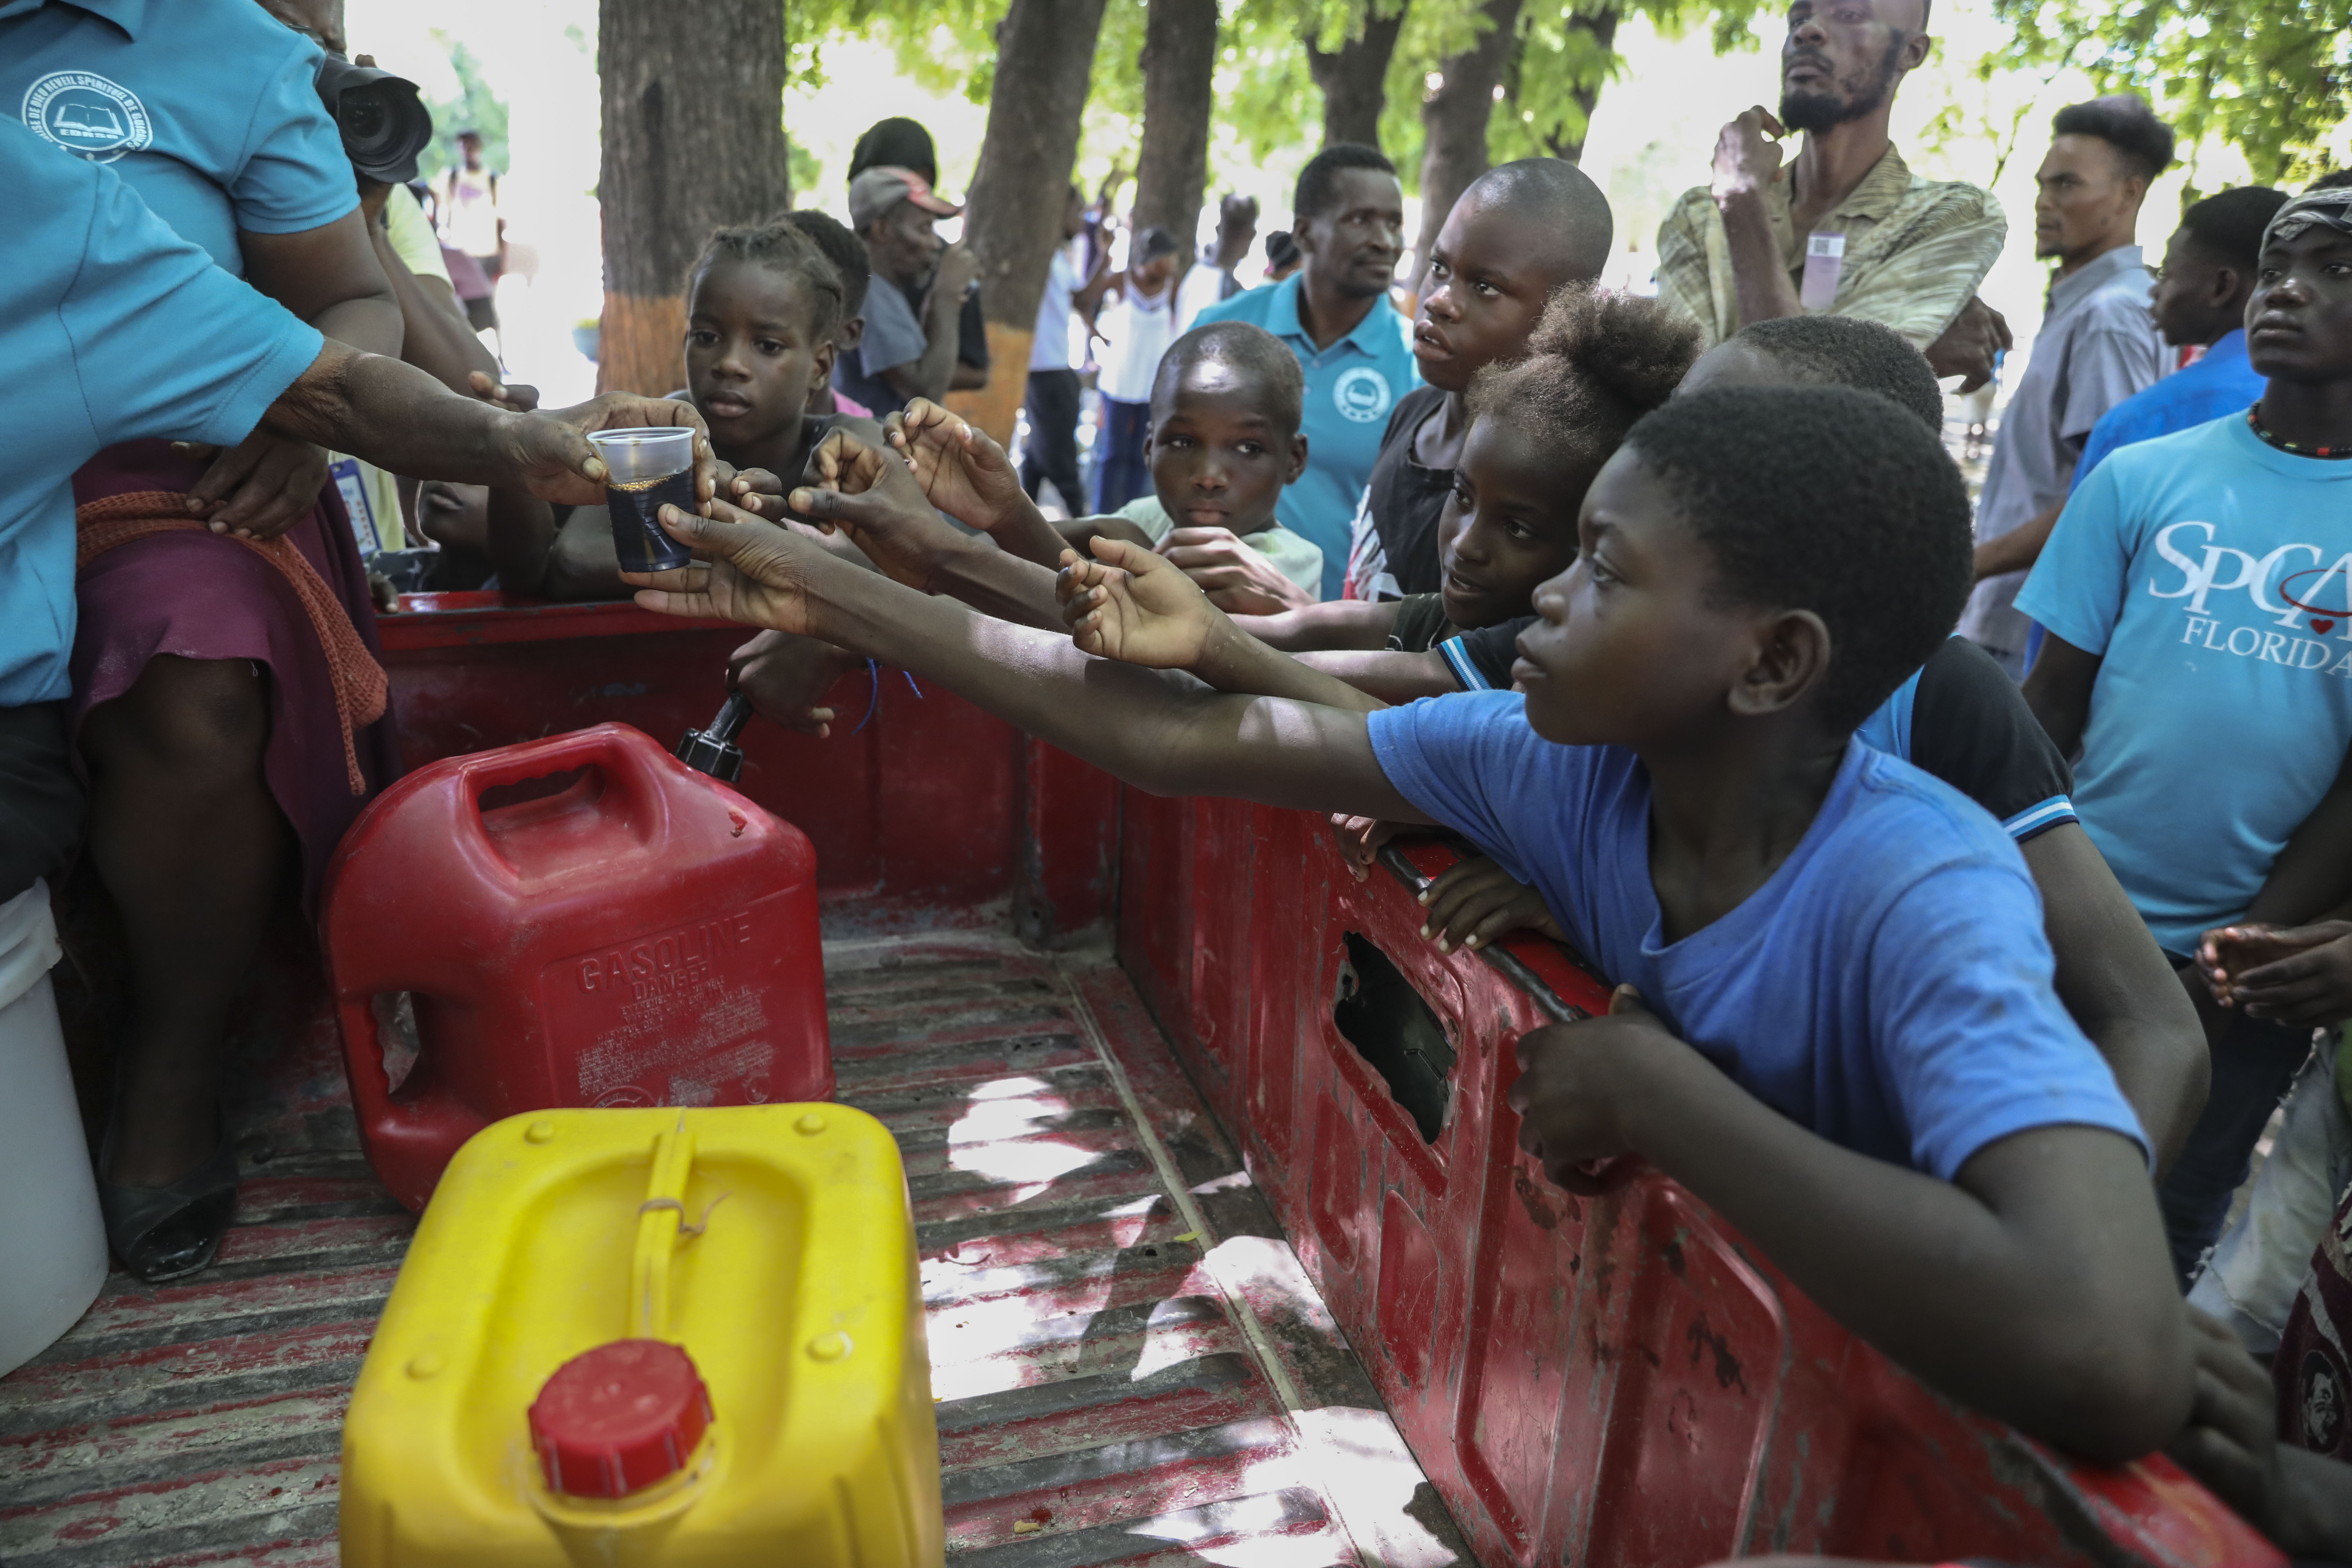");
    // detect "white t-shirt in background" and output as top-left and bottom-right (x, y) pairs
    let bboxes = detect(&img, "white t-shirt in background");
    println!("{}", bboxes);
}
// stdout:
(1175, 261), (1231, 335)
(1031, 245), (1082, 372)
(1096, 279), (1176, 405)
